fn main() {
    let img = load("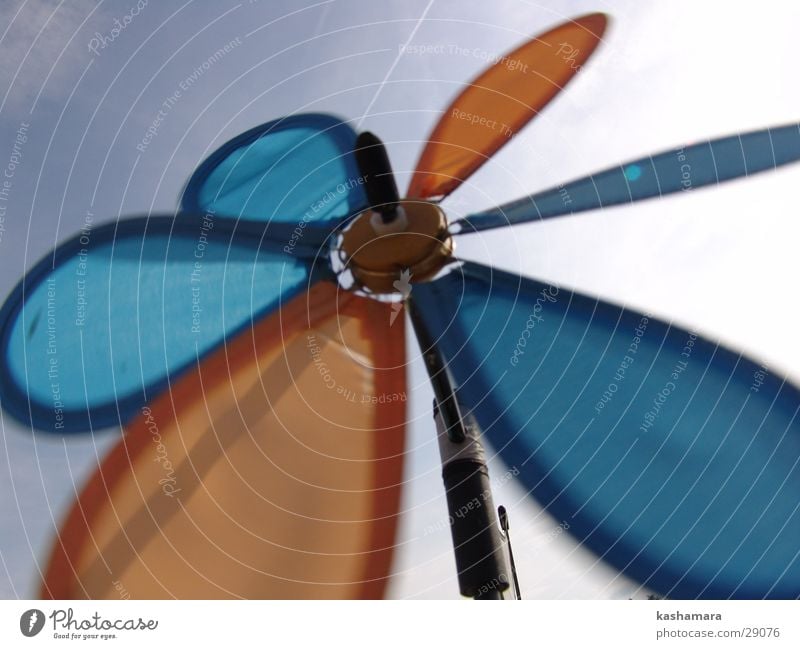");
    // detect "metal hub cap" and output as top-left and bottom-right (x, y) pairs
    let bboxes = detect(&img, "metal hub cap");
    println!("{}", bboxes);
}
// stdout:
(339, 200), (454, 294)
